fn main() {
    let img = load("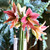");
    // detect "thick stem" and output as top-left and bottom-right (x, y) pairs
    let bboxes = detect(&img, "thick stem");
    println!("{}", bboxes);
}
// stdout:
(22, 31), (24, 50)
(19, 26), (22, 50)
